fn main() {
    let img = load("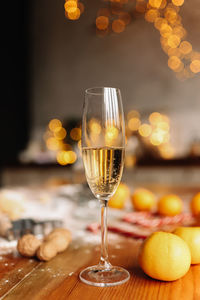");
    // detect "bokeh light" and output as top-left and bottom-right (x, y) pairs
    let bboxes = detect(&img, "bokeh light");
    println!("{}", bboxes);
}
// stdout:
(127, 110), (140, 120)
(154, 17), (167, 30)
(168, 35), (181, 48)
(149, 112), (162, 125)
(67, 7), (81, 20)
(190, 60), (200, 73)
(105, 126), (119, 143)
(70, 128), (82, 141)
(139, 124), (152, 137)
(89, 119), (101, 135)
(112, 19), (125, 33)
(149, 0), (162, 9)
(179, 41), (192, 55)
(46, 137), (61, 151)
(168, 55), (182, 70)
(54, 127), (67, 140)
(128, 117), (141, 131)
(172, 0), (184, 6)
(64, 0), (77, 12)
(49, 119), (62, 132)
(145, 9), (160, 23)
(96, 16), (109, 30)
